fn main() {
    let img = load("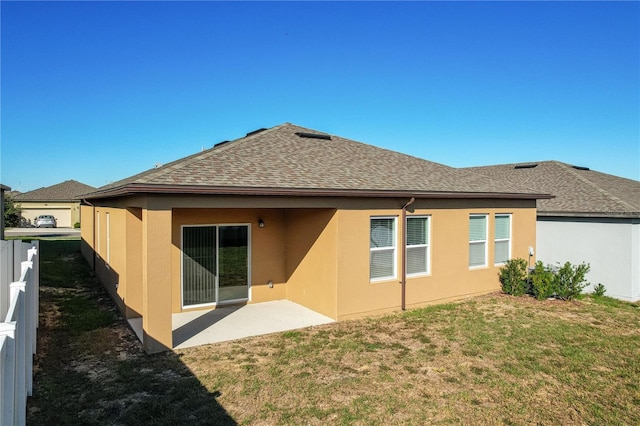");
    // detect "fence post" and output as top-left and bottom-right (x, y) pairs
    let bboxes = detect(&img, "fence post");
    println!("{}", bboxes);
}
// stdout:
(28, 242), (39, 353)
(0, 322), (17, 426)
(19, 261), (34, 398)
(12, 241), (23, 282)
(0, 241), (37, 425)
(0, 240), (12, 321)
(9, 282), (26, 426)
(0, 335), (5, 424)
